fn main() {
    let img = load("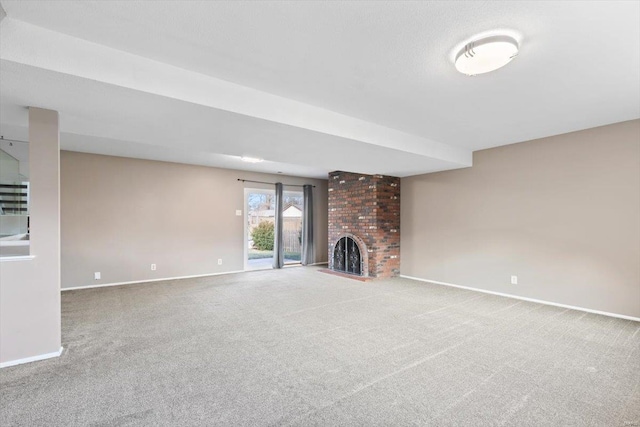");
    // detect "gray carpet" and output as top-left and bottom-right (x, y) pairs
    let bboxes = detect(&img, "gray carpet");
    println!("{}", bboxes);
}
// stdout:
(1, 267), (638, 426)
